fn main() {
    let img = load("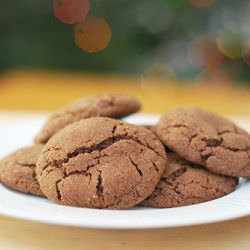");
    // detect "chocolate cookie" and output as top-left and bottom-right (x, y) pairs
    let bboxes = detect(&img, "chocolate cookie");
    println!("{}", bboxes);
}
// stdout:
(142, 153), (238, 208)
(0, 145), (44, 196)
(156, 107), (250, 177)
(36, 117), (167, 209)
(35, 93), (141, 144)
